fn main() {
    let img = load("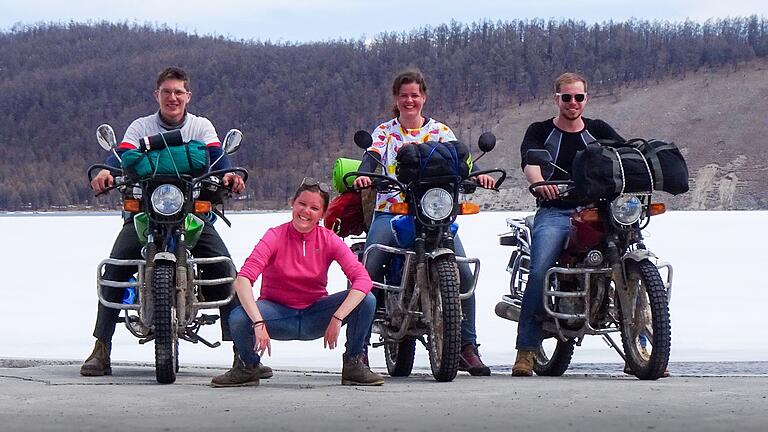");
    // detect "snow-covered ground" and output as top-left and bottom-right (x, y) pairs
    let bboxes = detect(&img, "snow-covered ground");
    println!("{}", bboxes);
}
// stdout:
(1, 211), (765, 368)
